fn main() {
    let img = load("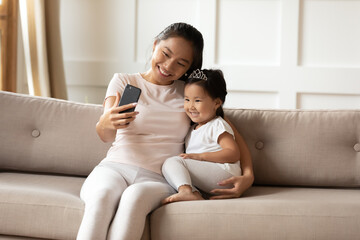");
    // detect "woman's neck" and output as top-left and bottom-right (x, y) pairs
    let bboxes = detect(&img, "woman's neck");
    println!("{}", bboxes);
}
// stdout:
(141, 70), (174, 86)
